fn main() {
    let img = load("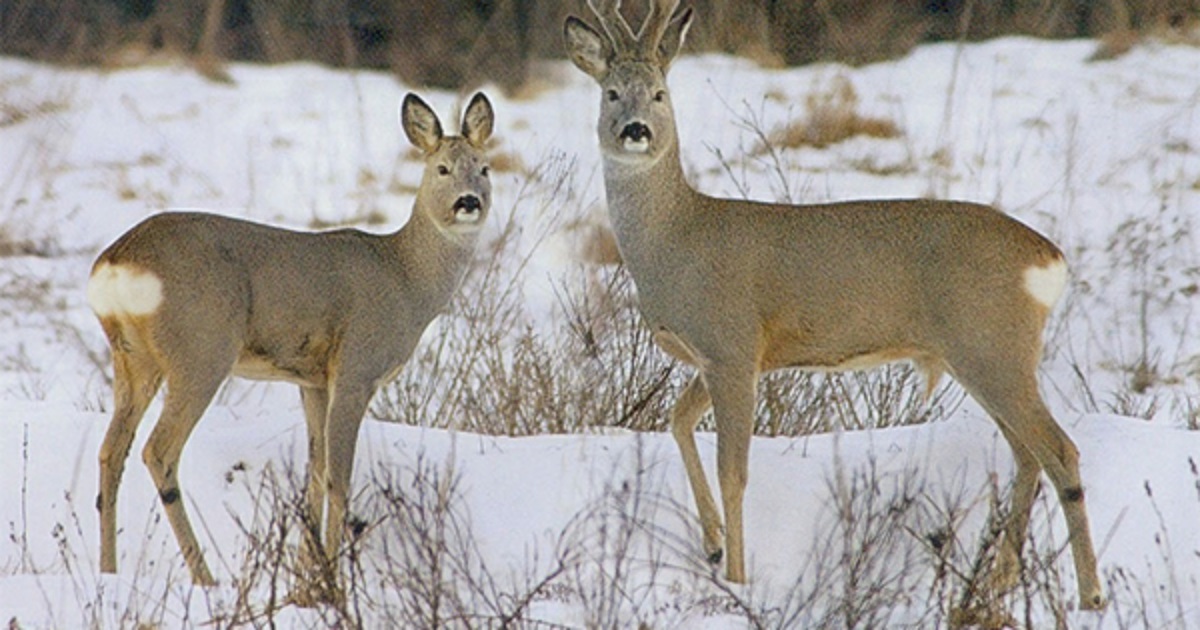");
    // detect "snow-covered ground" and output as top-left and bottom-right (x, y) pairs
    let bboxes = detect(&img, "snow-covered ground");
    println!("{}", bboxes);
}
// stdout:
(1, 34), (1199, 627)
